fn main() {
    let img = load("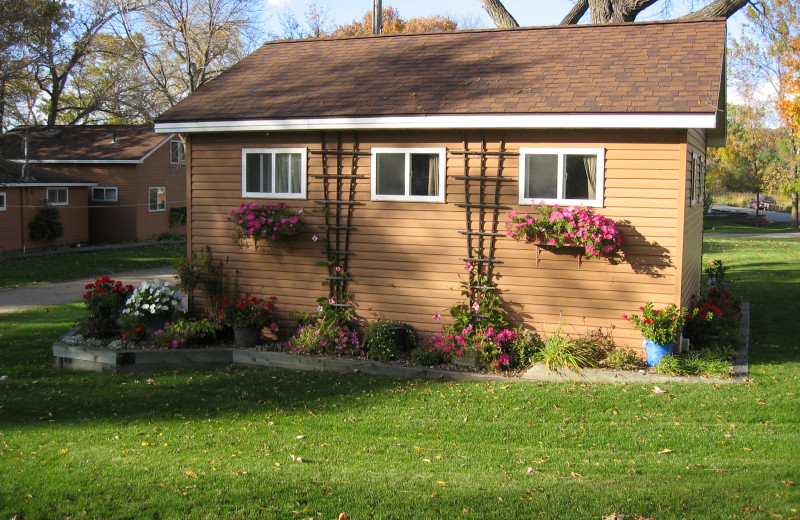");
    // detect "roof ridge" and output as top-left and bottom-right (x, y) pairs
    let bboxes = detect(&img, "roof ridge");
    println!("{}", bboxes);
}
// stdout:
(259, 17), (727, 45)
